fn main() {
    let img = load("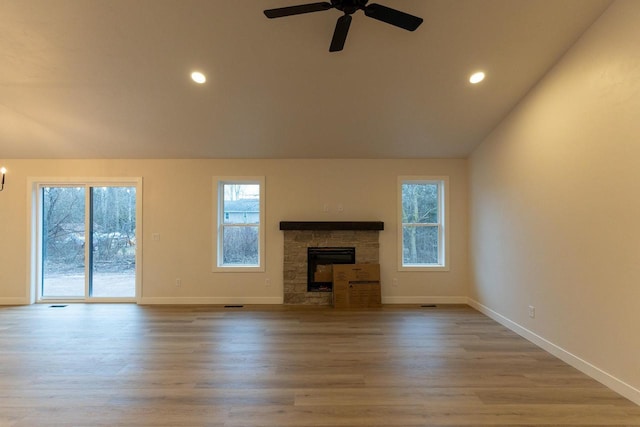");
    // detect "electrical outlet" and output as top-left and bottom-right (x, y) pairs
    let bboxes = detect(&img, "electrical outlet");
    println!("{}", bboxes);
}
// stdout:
(392, 278), (398, 288)
(152, 233), (160, 241)
(176, 278), (182, 288)
(265, 278), (271, 288)
(528, 305), (535, 318)
(322, 204), (329, 213)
